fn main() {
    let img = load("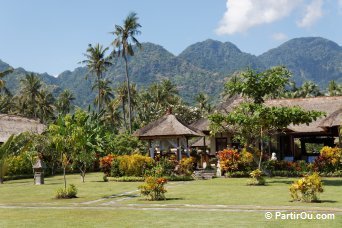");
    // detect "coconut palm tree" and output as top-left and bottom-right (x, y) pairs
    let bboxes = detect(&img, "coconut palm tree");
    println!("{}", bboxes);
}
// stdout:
(19, 73), (42, 118)
(80, 43), (112, 113)
(327, 80), (342, 96)
(115, 83), (128, 129)
(56, 90), (75, 115)
(0, 67), (13, 95)
(111, 12), (142, 133)
(92, 78), (114, 110)
(37, 89), (55, 123)
(195, 92), (209, 114)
